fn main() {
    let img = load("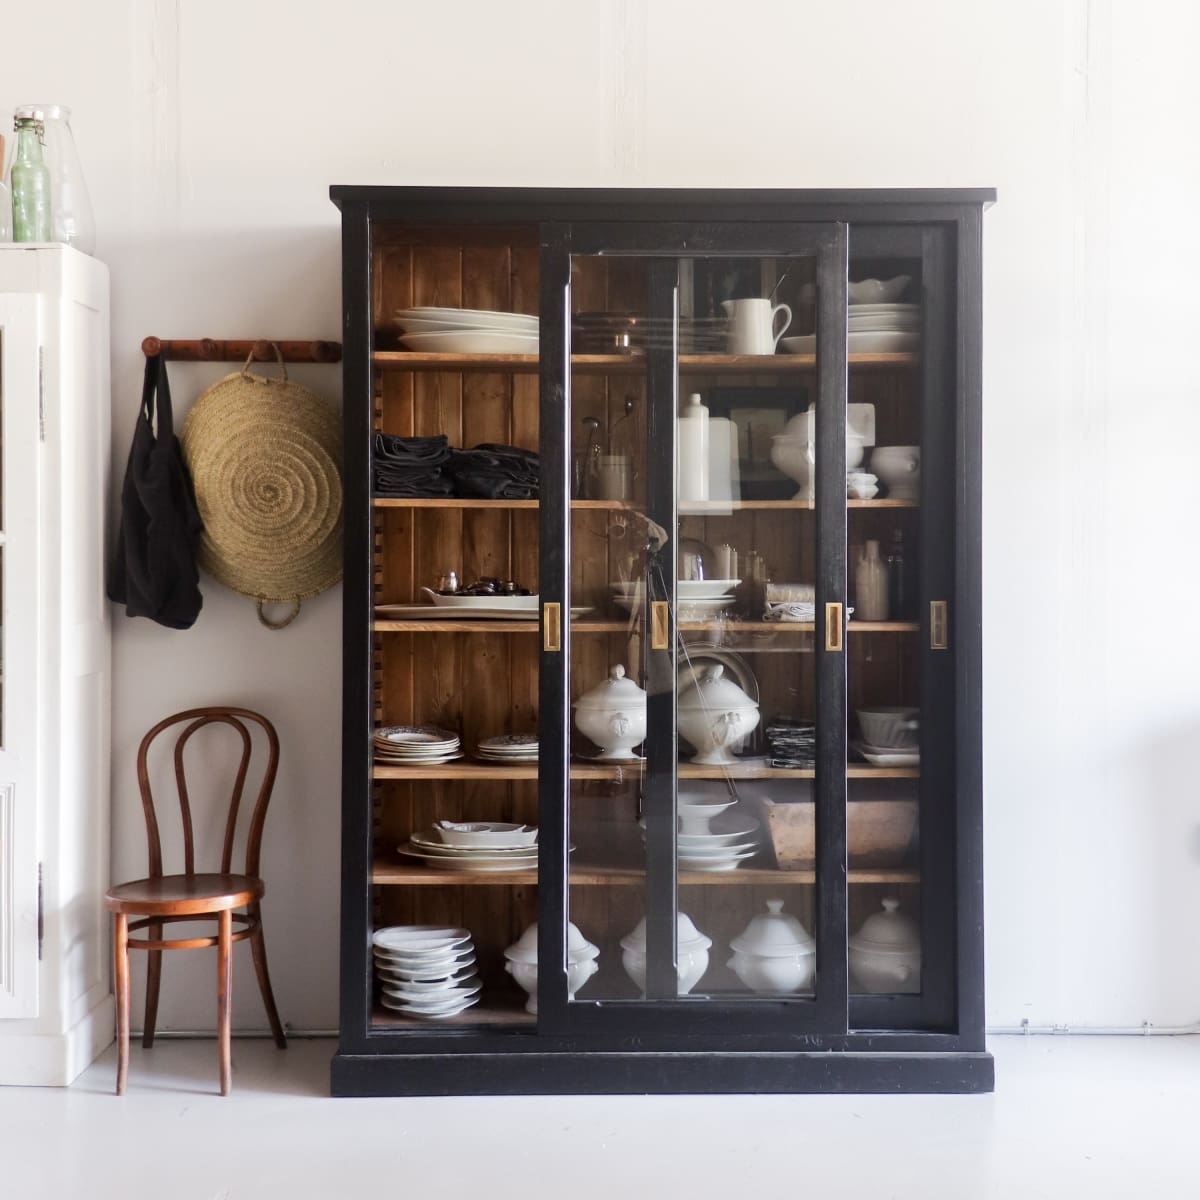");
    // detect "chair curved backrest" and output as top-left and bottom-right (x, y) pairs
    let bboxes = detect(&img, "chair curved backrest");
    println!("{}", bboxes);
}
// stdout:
(135, 707), (280, 880)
